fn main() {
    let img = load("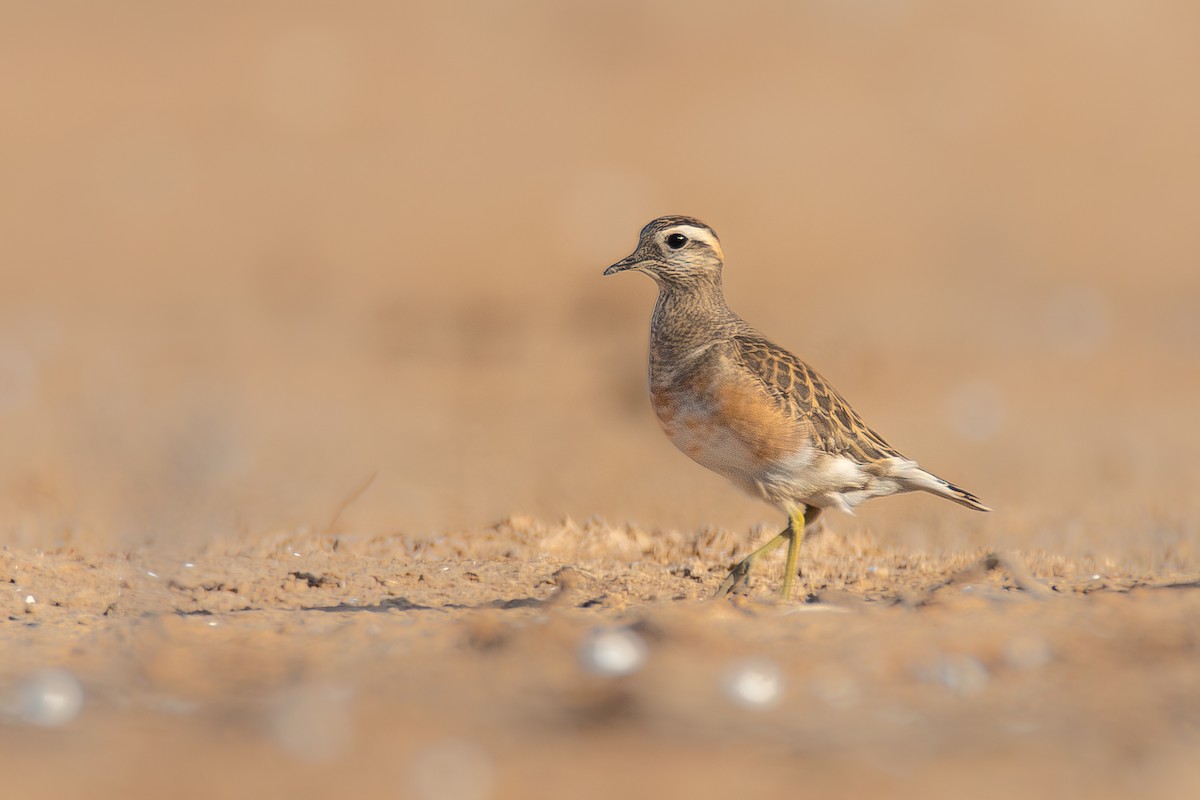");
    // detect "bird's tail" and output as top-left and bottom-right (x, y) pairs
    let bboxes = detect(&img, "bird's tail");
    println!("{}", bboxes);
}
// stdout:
(905, 468), (992, 512)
